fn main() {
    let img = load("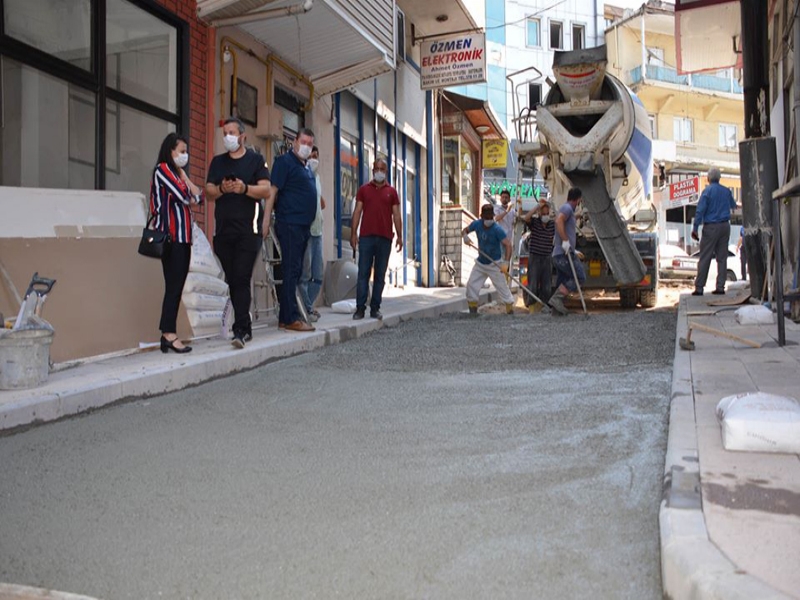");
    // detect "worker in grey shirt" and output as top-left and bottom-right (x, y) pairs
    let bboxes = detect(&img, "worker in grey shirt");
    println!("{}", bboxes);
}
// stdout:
(691, 167), (737, 296)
